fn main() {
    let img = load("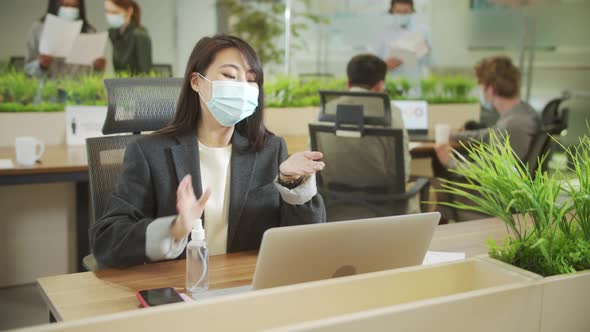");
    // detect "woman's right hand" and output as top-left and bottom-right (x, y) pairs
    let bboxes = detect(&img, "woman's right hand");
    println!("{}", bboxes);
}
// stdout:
(38, 54), (53, 69)
(172, 175), (211, 241)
